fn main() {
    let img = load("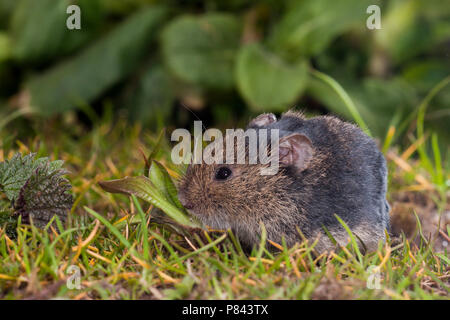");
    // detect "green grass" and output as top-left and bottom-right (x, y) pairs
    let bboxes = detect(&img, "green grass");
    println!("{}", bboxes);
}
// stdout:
(0, 113), (448, 300)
